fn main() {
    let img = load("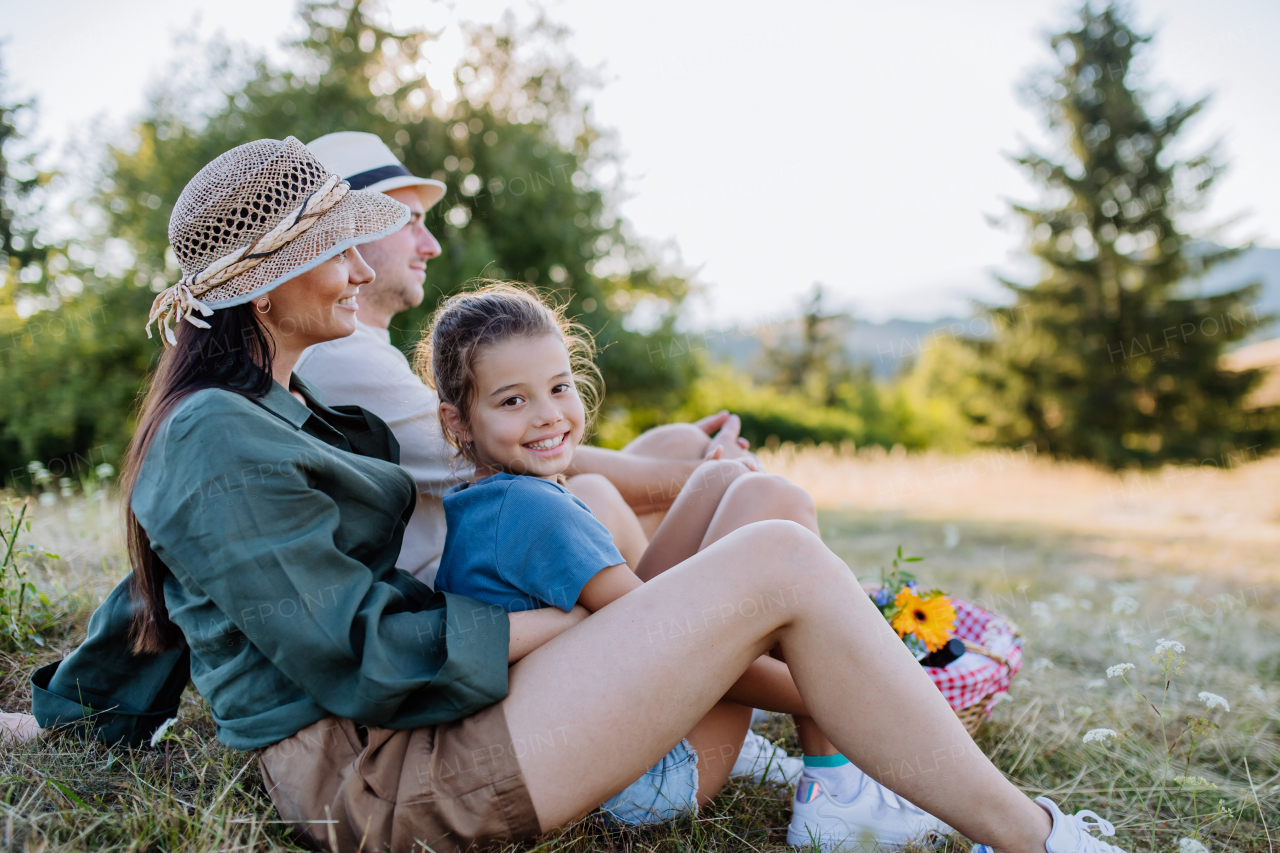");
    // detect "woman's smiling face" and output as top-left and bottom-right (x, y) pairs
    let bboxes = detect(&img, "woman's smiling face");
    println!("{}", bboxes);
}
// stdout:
(446, 332), (586, 481)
